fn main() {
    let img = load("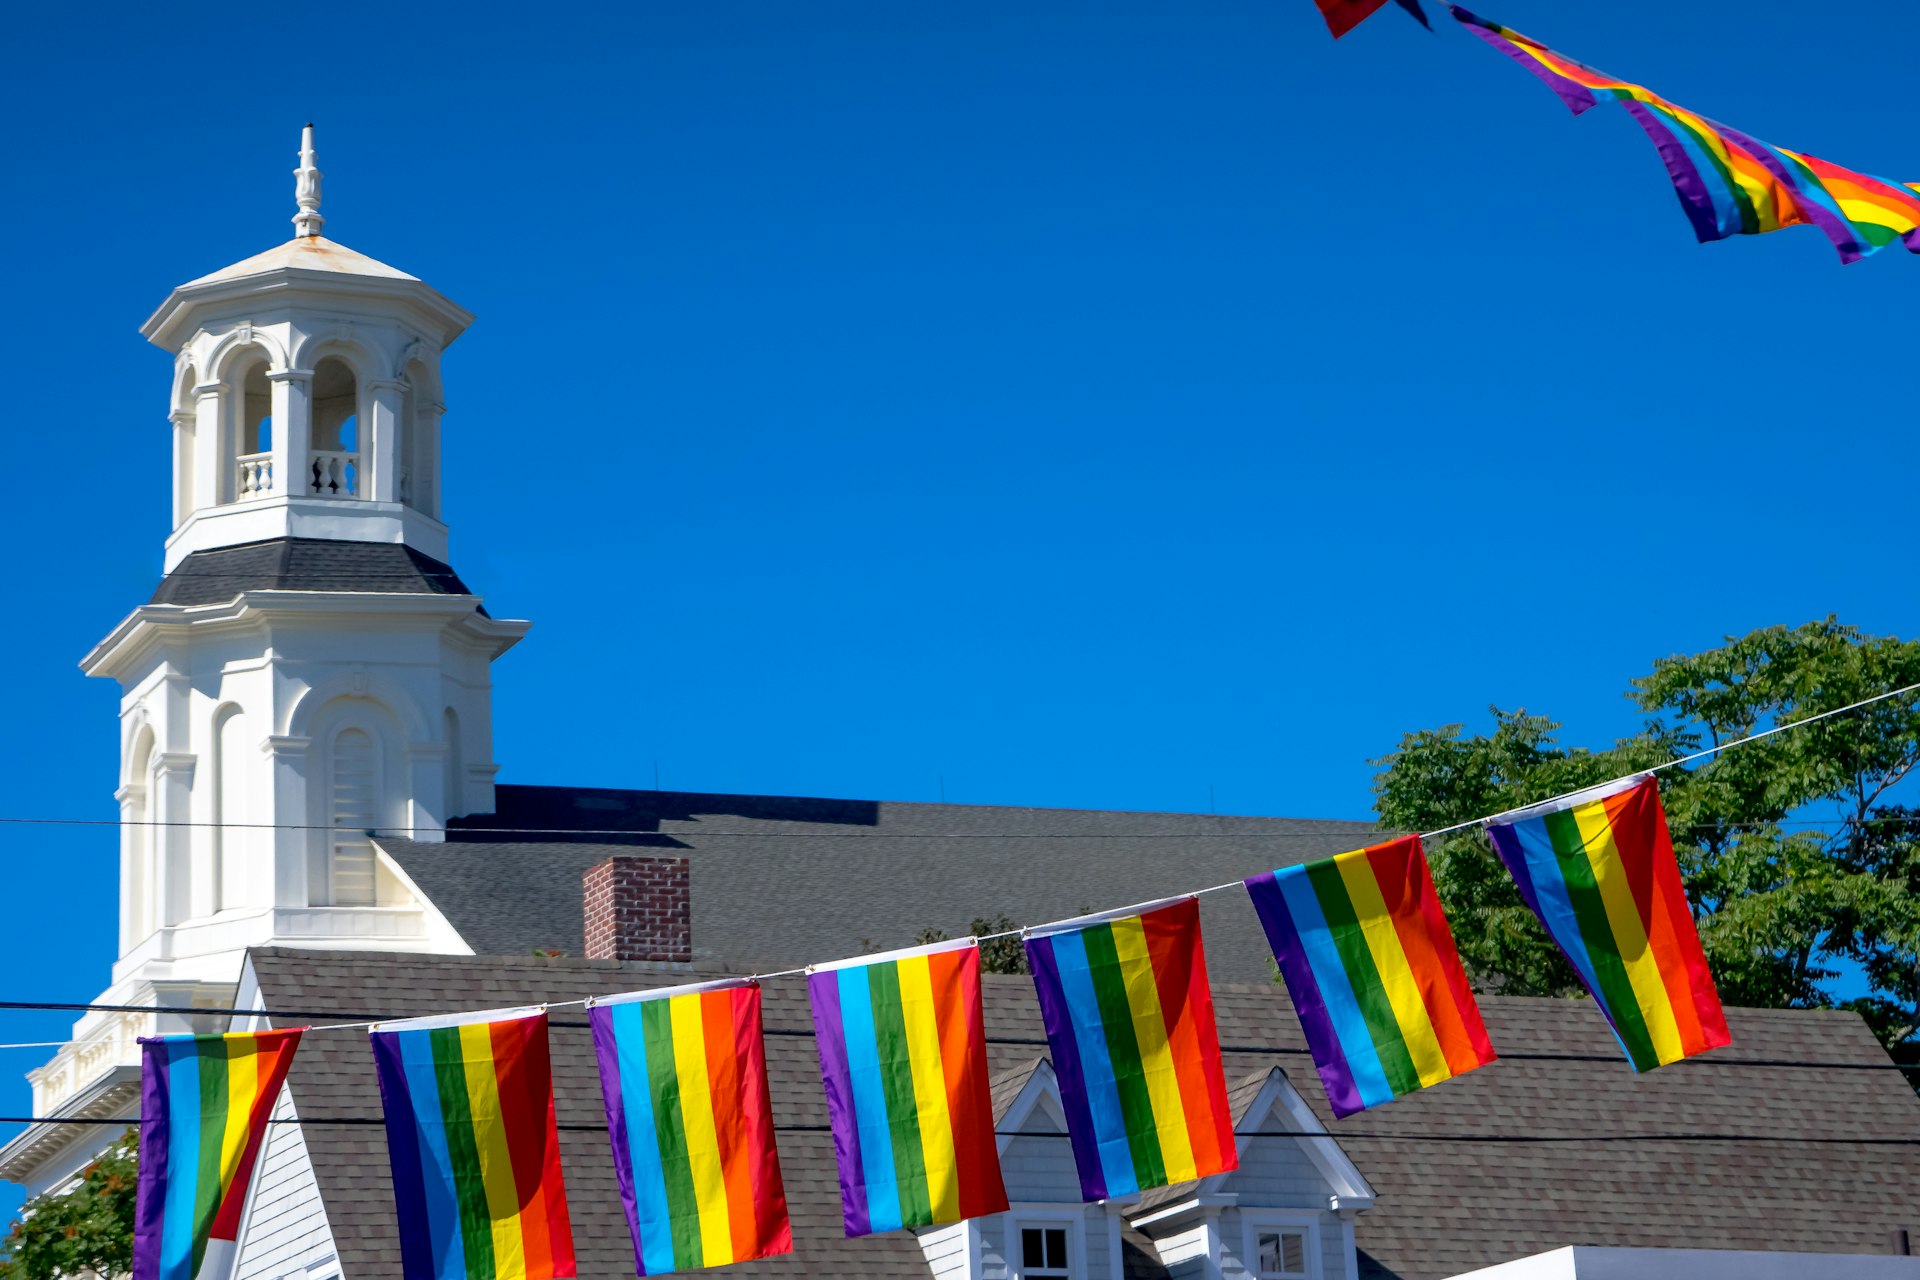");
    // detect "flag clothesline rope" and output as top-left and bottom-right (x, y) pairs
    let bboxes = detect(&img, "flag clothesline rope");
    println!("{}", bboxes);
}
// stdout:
(8, 1113), (1919, 1145)
(11, 682), (1914, 1042)
(653, 682), (1920, 978)
(0, 1014), (1910, 1072)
